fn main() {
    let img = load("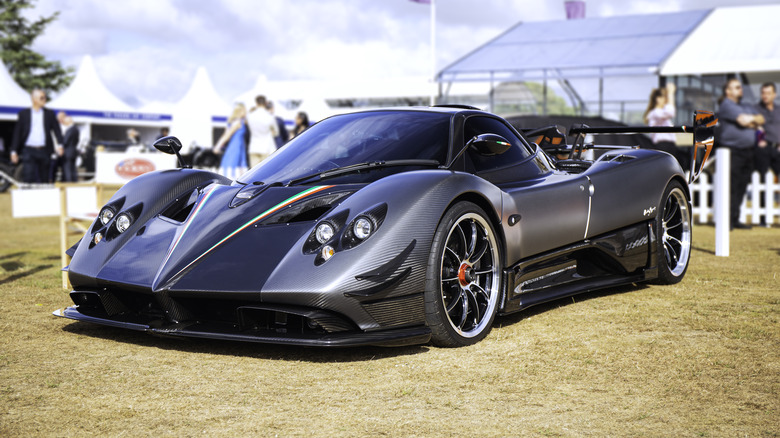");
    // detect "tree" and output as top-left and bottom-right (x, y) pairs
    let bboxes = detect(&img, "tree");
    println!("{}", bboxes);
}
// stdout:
(0, 0), (73, 94)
